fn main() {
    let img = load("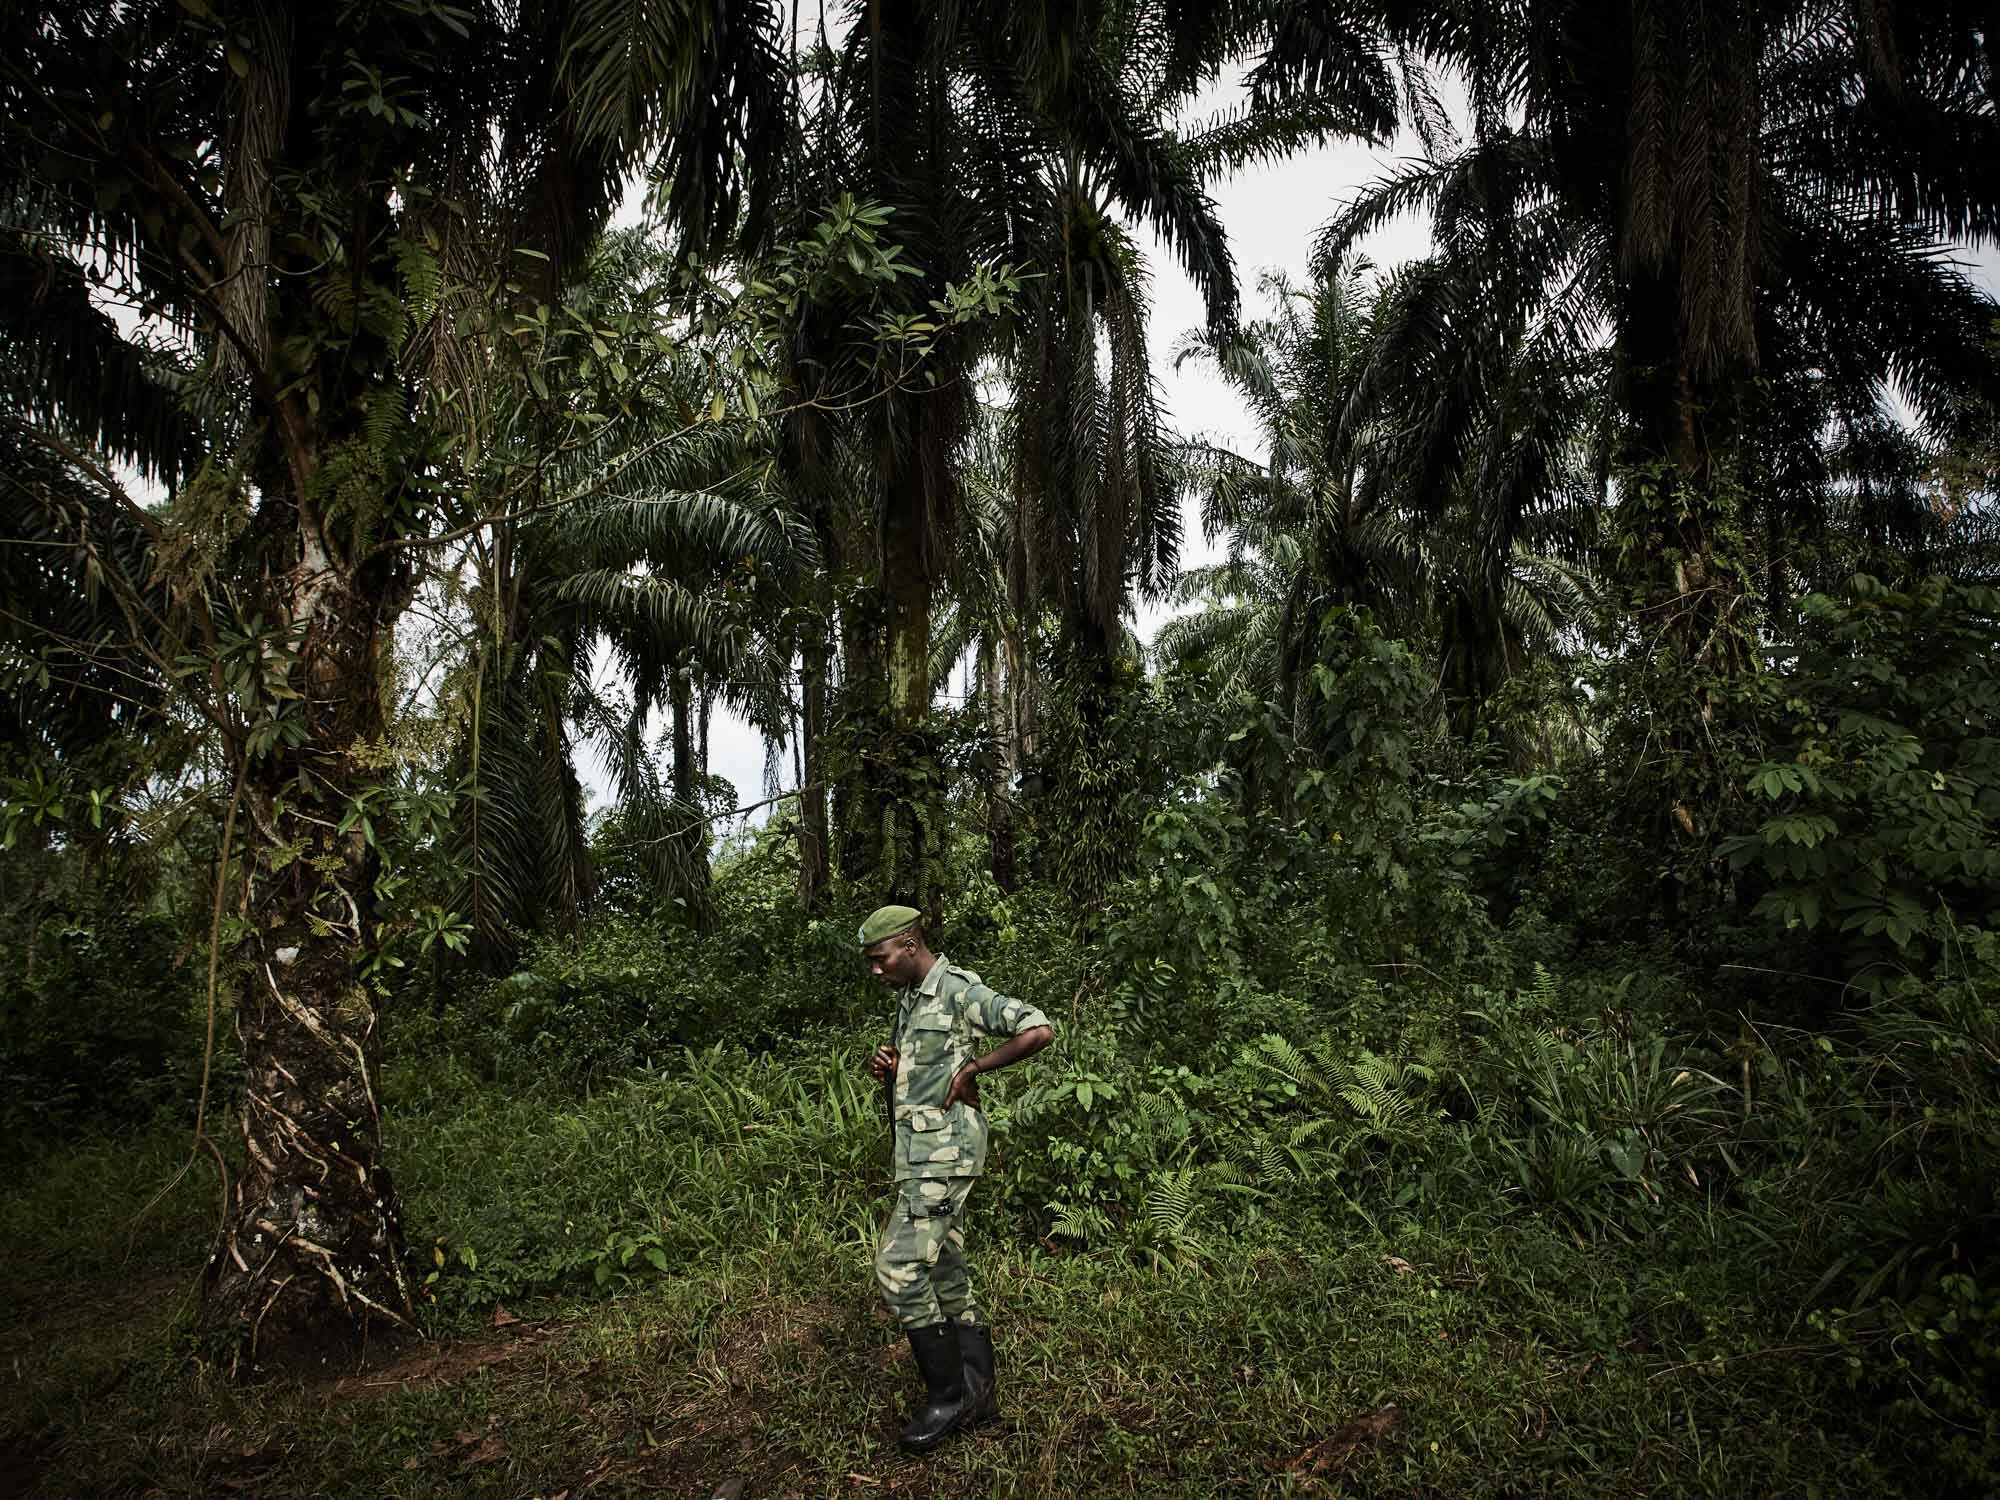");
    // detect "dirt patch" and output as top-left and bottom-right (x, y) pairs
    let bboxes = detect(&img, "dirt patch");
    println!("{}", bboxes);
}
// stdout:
(324, 1314), (564, 1402)
(708, 1298), (839, 1372)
